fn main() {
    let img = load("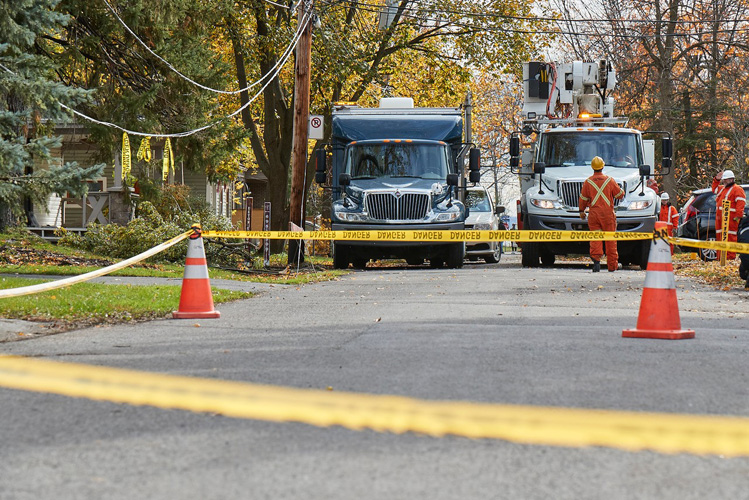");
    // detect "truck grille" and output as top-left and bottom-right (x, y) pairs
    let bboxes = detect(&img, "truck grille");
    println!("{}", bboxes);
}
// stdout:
(559, 181), (624, 208)
(366, 193), (430, 221)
